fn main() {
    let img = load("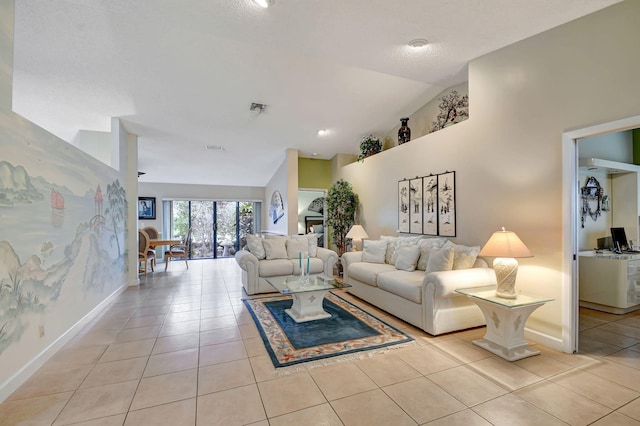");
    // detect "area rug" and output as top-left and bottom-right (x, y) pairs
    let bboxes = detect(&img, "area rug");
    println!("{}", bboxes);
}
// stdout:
(243, 291), (414, 368)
